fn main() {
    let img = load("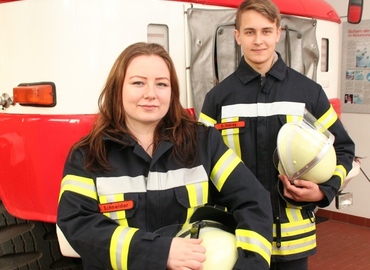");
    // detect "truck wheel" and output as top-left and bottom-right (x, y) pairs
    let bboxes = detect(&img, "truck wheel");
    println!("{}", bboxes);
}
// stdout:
(0, 201), (83, 270)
